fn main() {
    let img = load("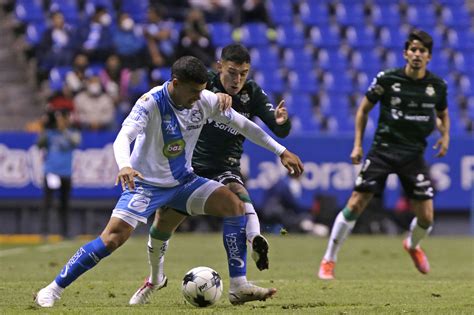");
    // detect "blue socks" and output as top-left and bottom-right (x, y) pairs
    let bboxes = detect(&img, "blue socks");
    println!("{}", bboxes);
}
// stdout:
(223, 215), (247, 278)
(55, 237), (110, 288)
